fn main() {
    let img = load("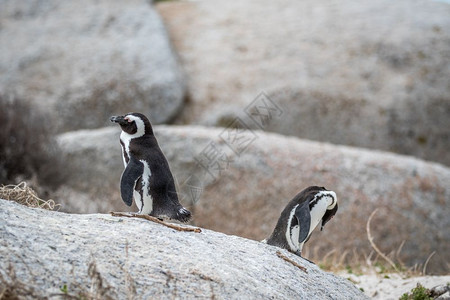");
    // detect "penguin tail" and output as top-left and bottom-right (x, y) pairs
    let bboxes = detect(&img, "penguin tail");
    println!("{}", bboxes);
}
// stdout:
(176, 207), (192, 223)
